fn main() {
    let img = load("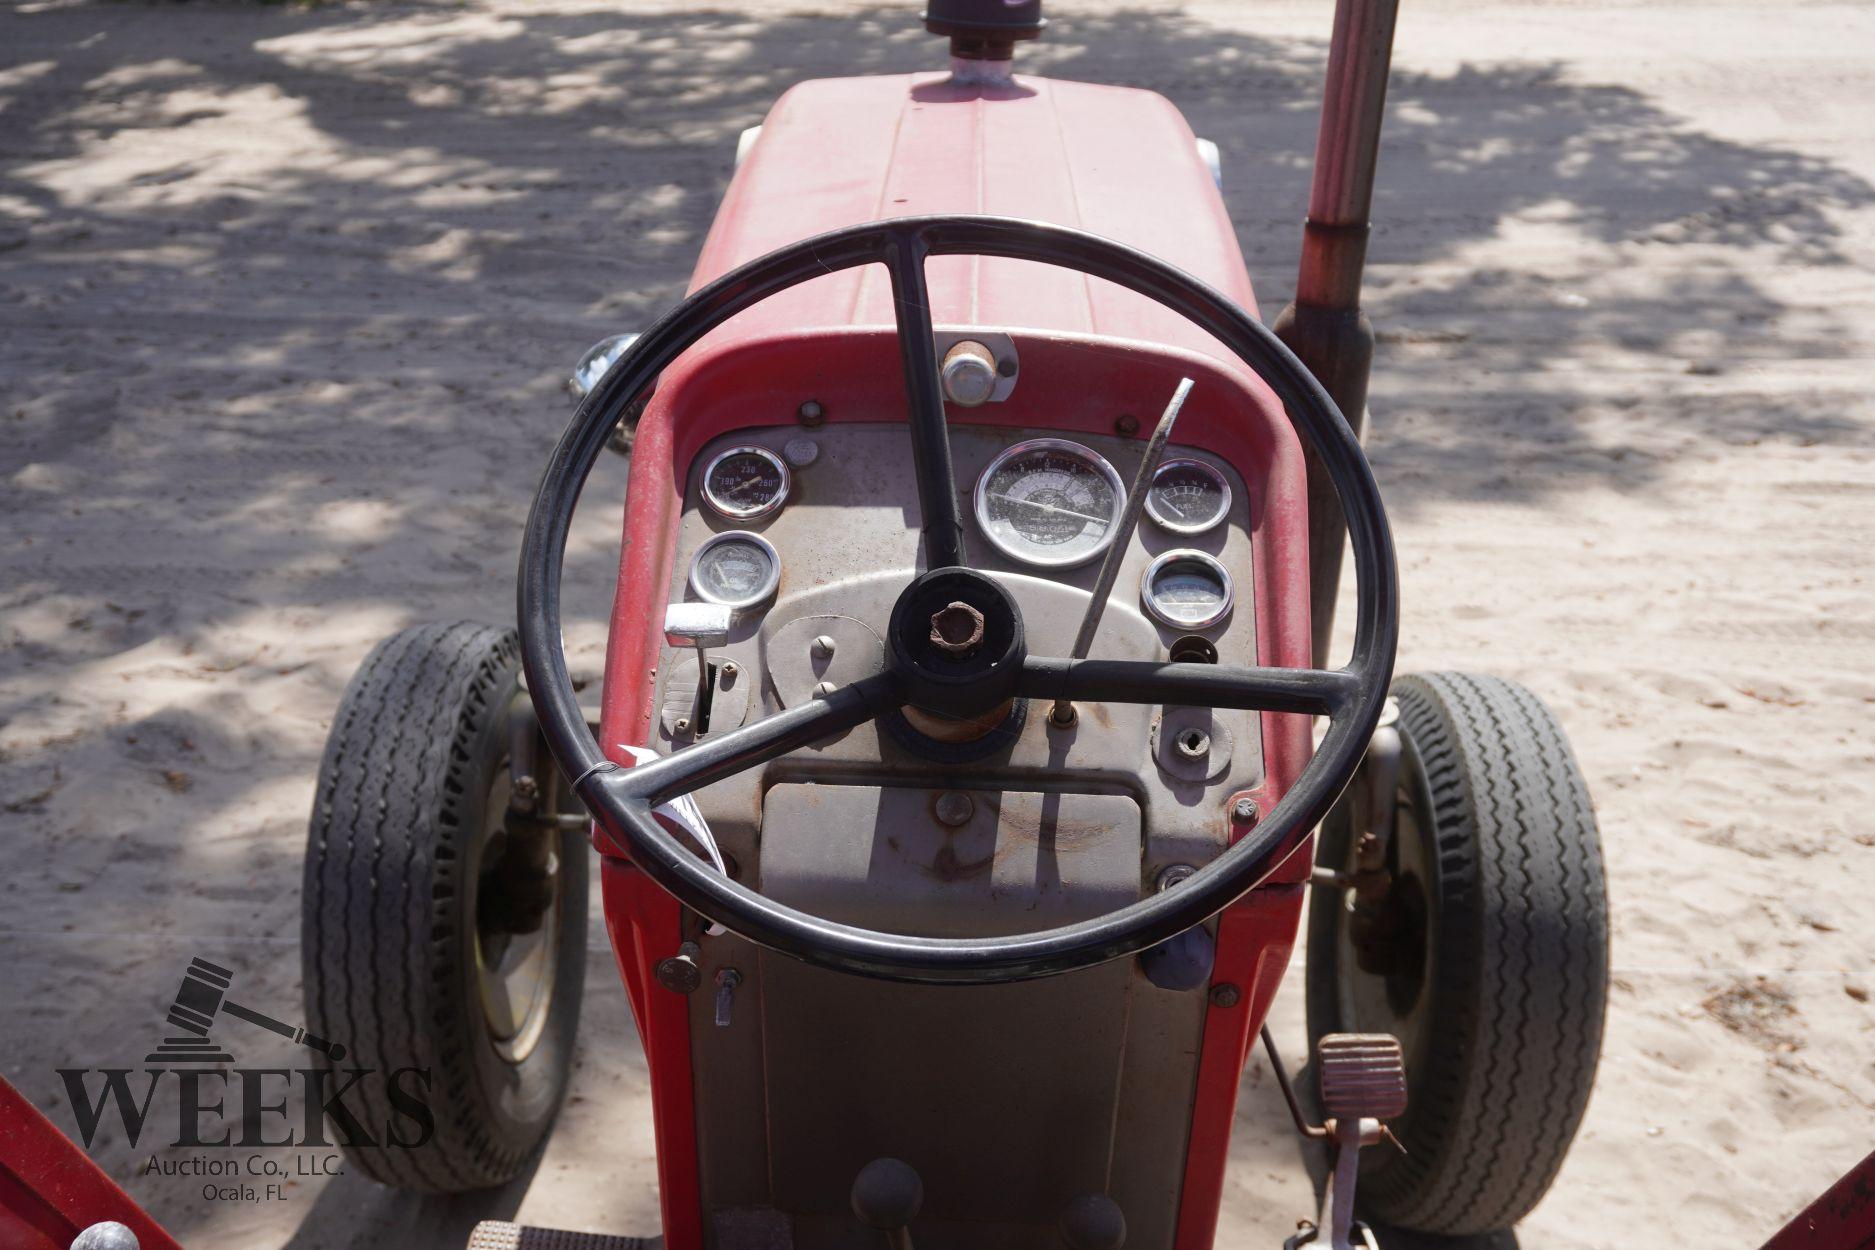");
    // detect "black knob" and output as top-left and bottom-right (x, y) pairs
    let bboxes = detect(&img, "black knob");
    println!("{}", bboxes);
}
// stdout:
(1059, 1193), (1126, 1250)
(851, 1157), (923, 1231)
